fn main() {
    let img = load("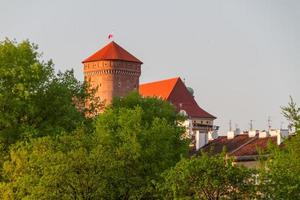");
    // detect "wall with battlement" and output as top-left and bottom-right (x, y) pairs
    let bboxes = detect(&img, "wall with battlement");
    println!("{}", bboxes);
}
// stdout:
(84, 60), (141, 106)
